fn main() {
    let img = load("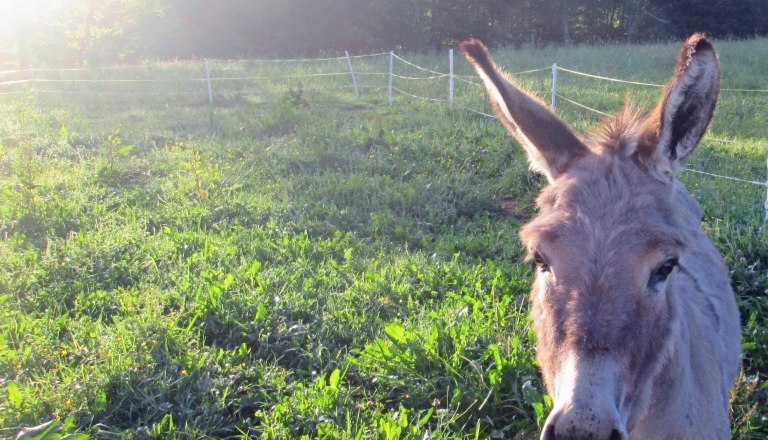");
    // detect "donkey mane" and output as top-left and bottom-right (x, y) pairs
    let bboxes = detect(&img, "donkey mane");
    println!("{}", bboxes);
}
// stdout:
(588, 103), (647, 155)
